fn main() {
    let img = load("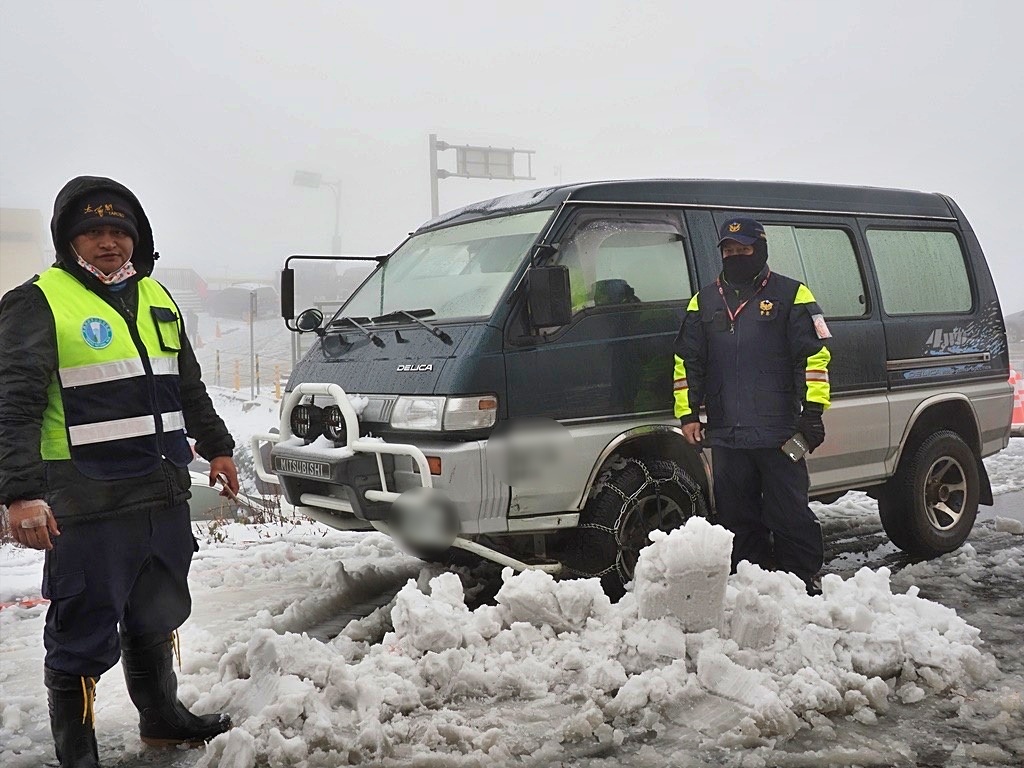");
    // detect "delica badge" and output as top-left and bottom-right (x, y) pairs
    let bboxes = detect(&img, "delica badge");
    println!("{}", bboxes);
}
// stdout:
(812, 314), (832, 340)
